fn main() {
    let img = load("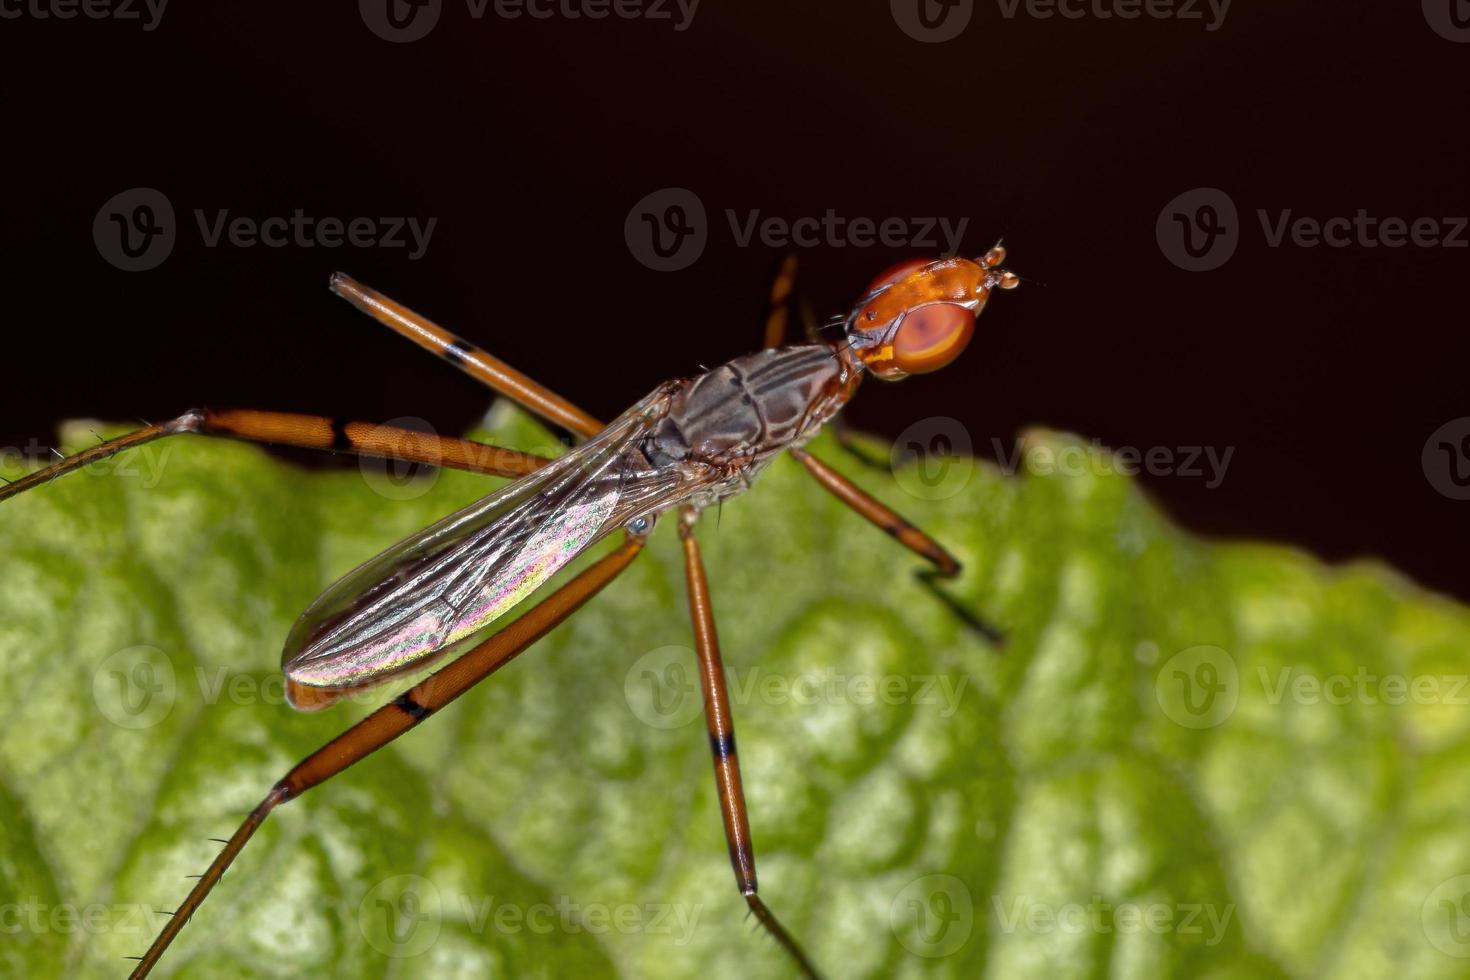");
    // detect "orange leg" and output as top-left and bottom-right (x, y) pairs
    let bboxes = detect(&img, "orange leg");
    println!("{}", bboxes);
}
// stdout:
(790, 447), (960, 577)
(762, 254), (800, 350)
(789, 450), (1001, 637)
(678, 509), (822, 979)
(7, 274), (614, 505)
(330, 273), (604, 439)
(126, 534), (645, 979)
(0, 408), (550, 504)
